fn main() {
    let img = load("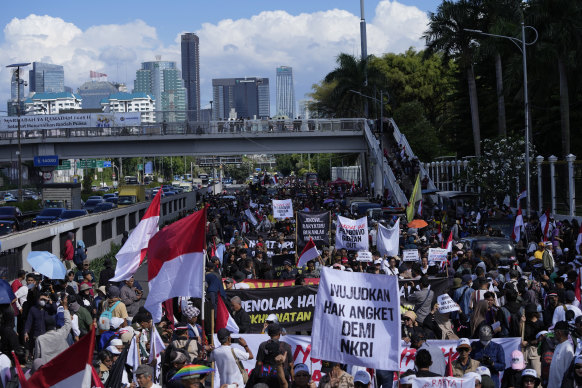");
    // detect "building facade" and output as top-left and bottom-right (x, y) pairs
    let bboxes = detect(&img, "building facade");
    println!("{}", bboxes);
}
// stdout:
(276, 66), (295, 118)
(100, 92), (155, 123)
(24, 92), (82, 114)
(212, 77), (270, 120)
(29, 62), (65, 93)
(133, 57), (186, 122)
(181, 33), (201, 121)
(77, 81), (123, 109)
